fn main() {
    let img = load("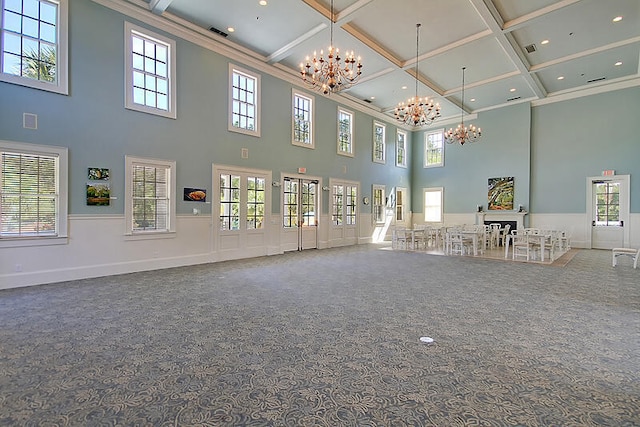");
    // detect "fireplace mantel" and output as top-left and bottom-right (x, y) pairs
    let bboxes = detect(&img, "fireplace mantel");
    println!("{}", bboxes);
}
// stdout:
(476, 211), (527, 229)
